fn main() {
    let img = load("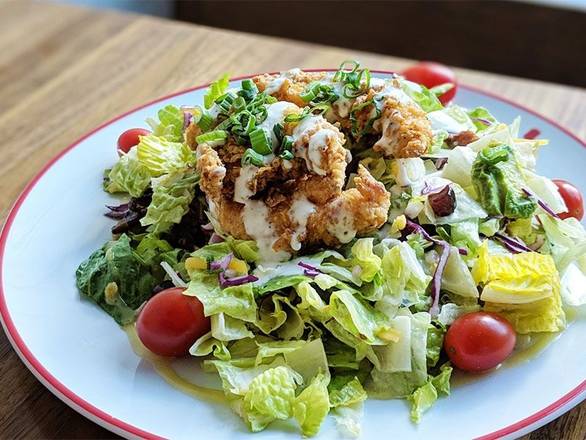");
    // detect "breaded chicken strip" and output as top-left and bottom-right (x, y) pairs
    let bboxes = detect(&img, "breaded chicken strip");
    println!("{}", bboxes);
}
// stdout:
(254, 69), (328, 107)
(196, 103), (390, 261)
(254, 71), (432, 158)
